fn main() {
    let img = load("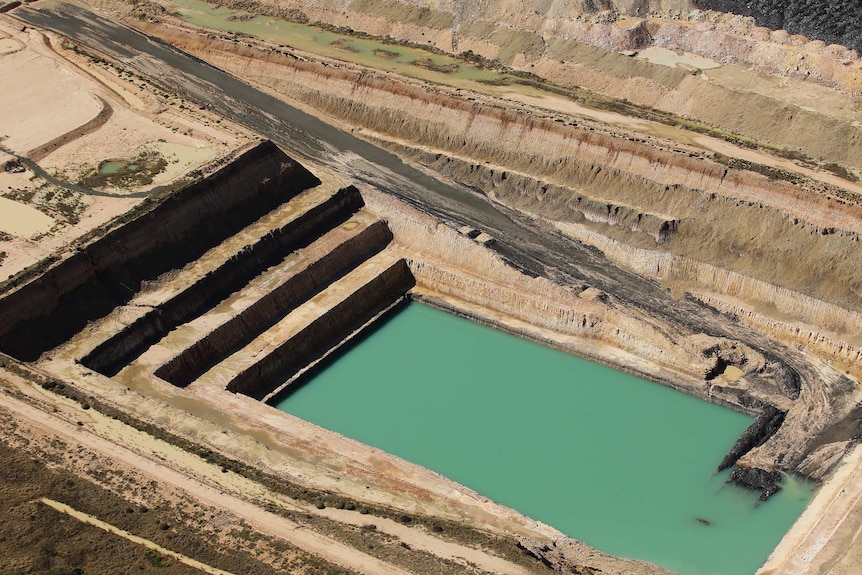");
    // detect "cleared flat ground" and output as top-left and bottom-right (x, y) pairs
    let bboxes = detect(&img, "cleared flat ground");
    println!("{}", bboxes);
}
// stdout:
(0, 15), (250, 277)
